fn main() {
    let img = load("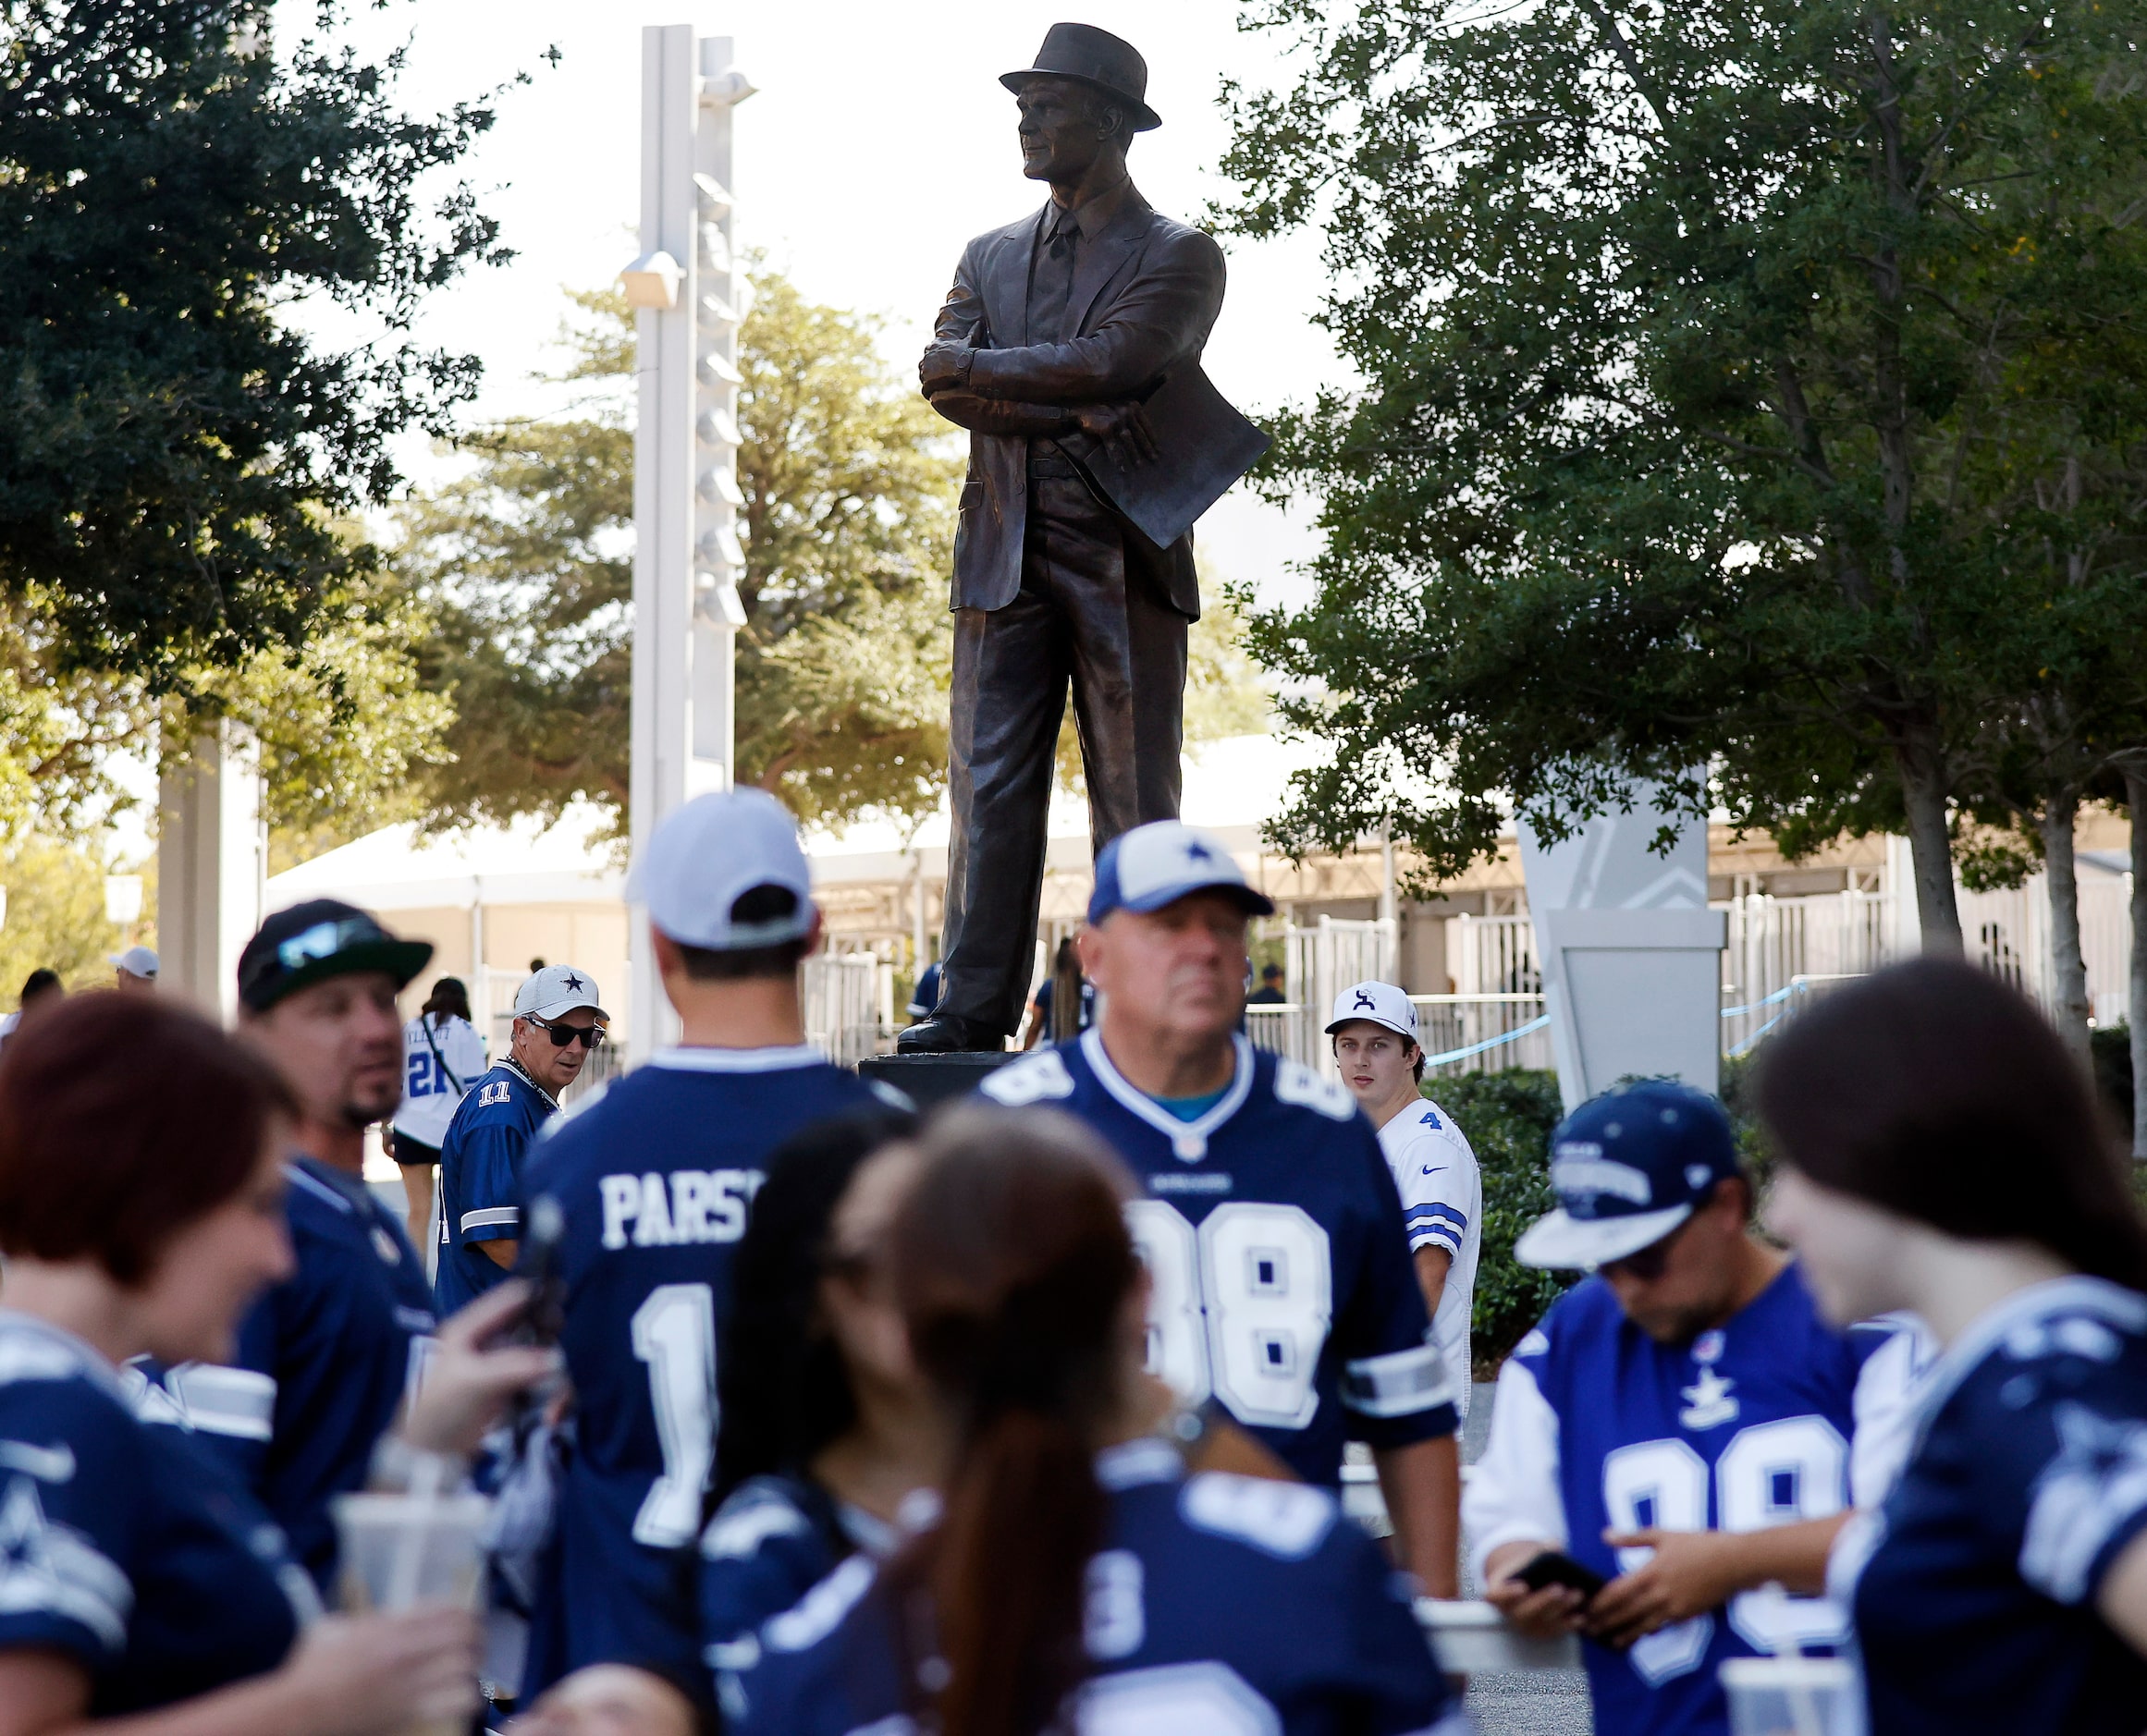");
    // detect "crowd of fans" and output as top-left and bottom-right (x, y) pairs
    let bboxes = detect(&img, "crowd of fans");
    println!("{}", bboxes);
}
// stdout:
(0, 795), (2141, 1736)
